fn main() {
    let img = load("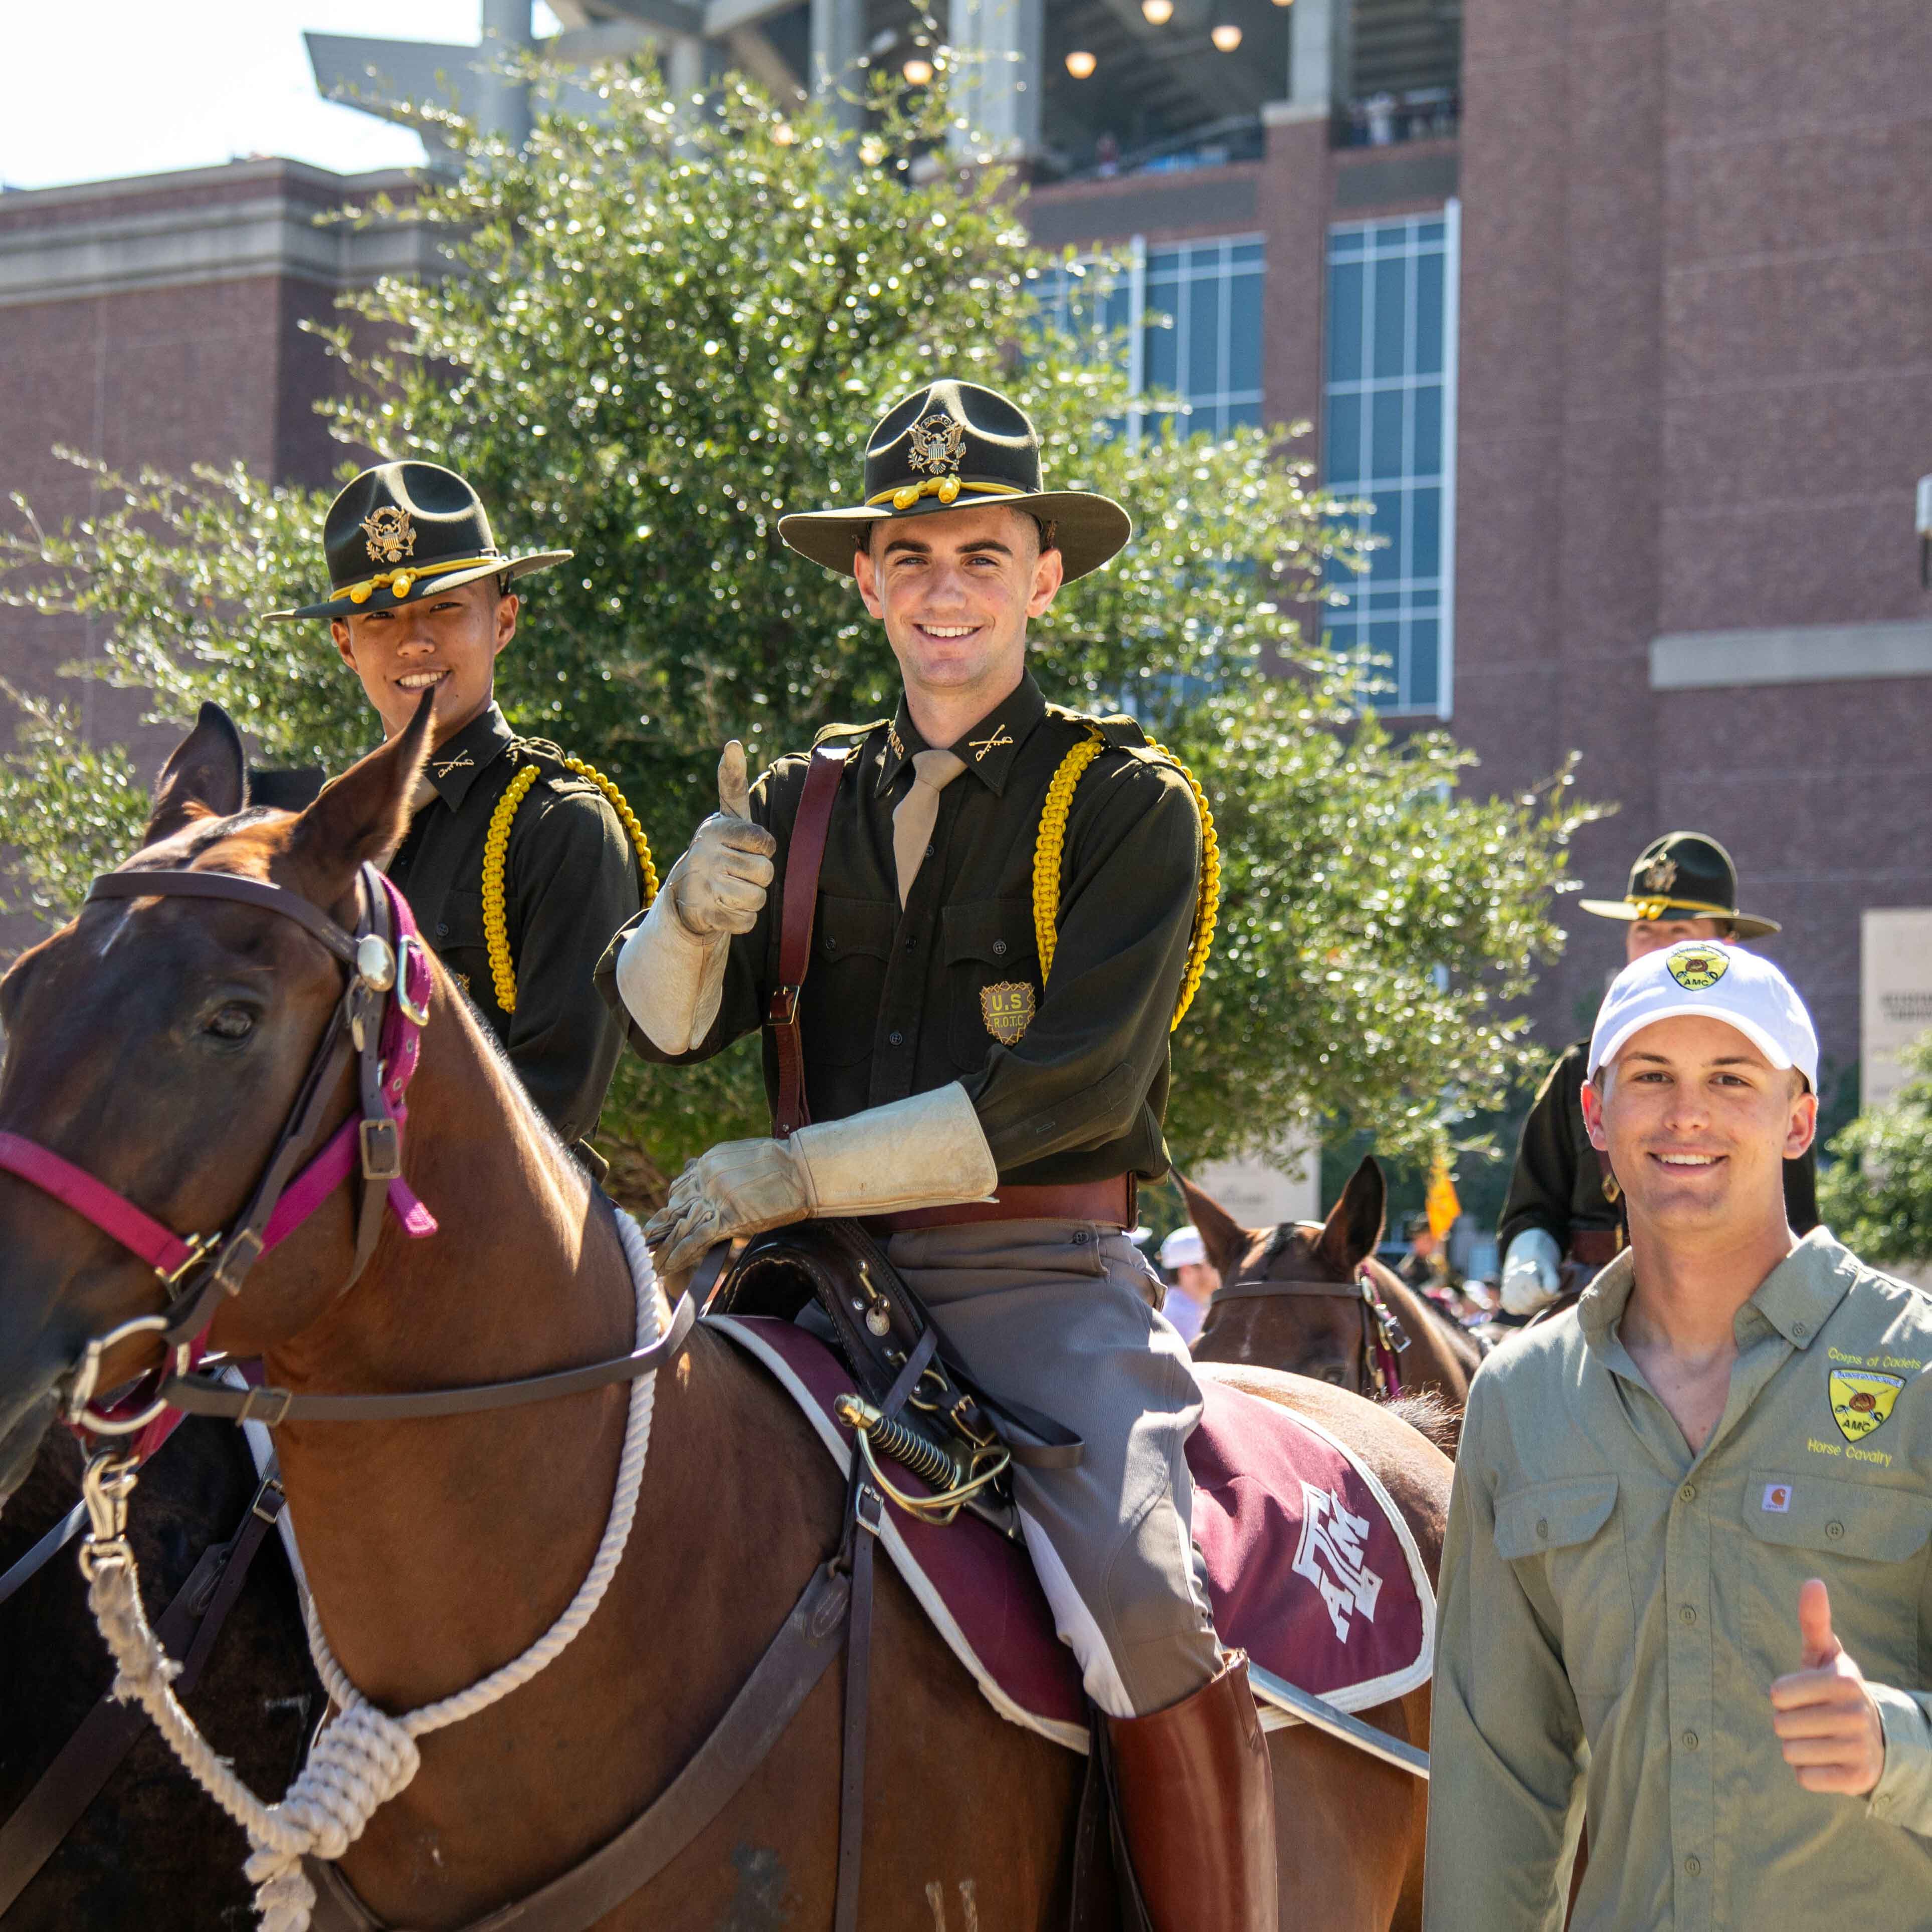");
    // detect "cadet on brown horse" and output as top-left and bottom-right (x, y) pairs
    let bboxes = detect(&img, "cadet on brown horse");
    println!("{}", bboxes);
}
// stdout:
(0, 701), (1449, 1929)
(1185, 1160), (1482, 1441)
